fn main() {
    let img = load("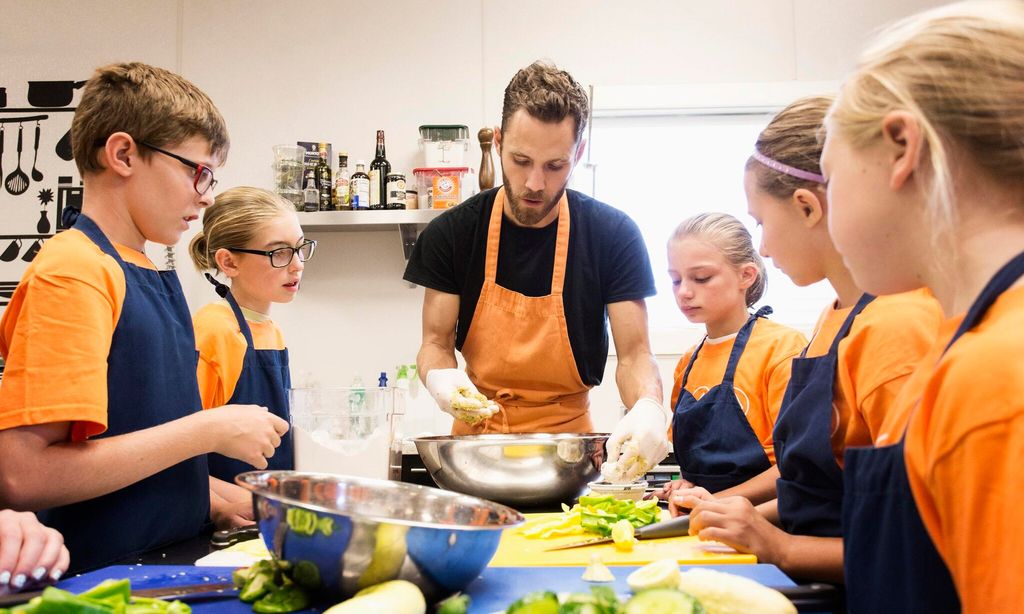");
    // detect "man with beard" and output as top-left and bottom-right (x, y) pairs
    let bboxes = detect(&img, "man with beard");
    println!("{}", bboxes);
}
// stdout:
(404, 61), (667, 481)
